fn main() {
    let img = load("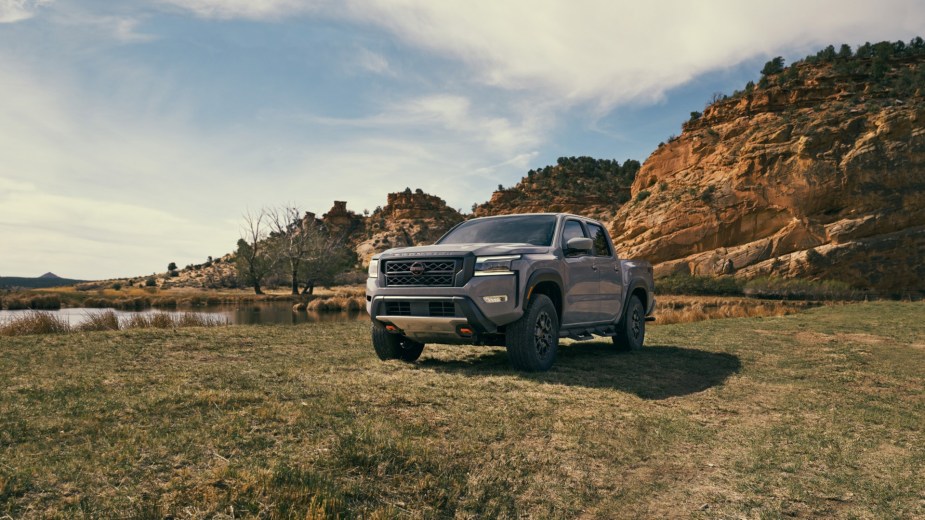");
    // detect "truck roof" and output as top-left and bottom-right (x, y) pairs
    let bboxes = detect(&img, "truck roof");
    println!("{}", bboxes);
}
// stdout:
(470, 212), (597, 221)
